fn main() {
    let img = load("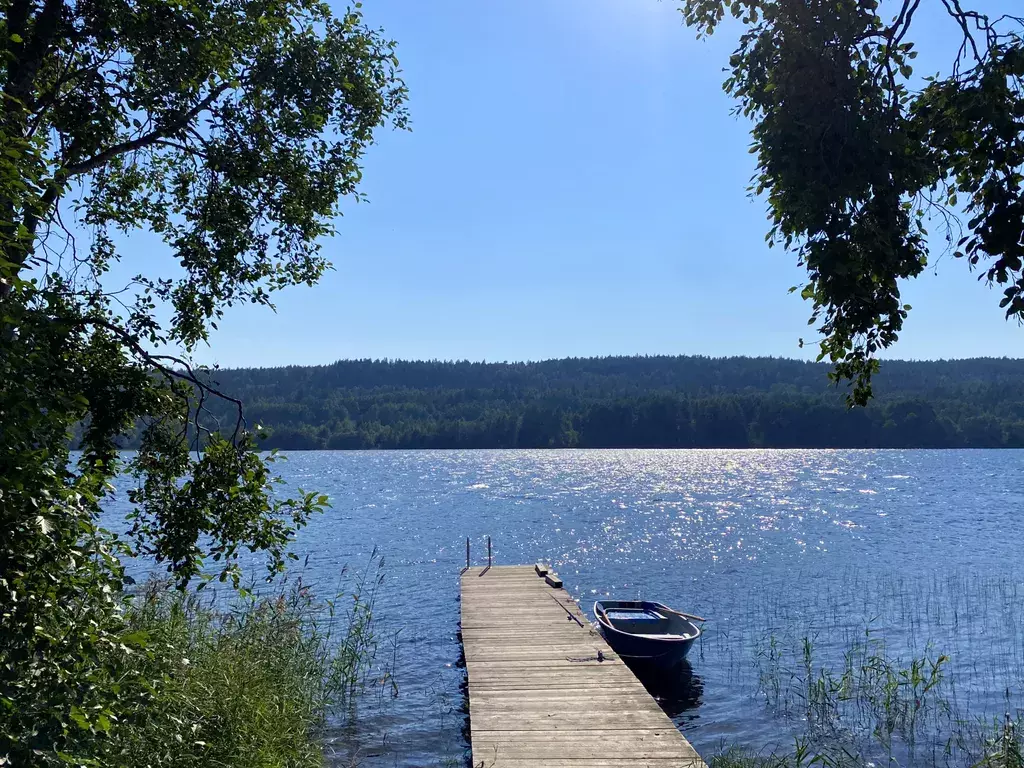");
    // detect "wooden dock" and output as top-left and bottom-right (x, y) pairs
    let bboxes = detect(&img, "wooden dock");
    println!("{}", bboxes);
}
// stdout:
(460, 565), (705, 768)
